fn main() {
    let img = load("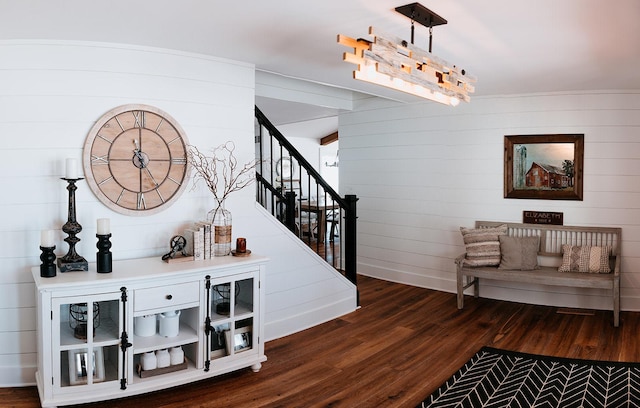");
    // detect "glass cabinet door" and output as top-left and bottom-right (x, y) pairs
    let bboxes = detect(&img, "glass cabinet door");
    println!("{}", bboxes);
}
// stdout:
(205, 274), (258, 367)
(52, 291), (125, 390)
